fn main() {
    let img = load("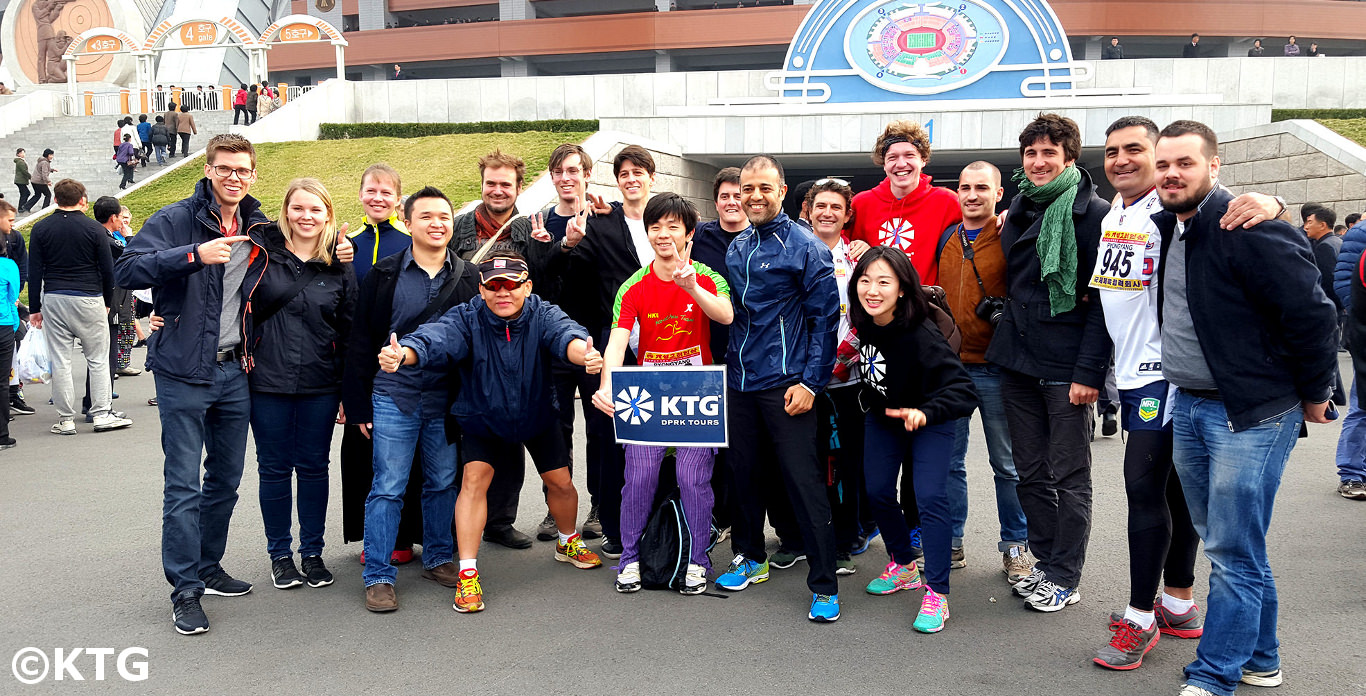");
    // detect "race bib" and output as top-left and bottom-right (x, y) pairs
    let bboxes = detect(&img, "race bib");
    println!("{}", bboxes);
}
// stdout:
(1090, 229), (1150, 292)
(642, 345), (703, 367)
